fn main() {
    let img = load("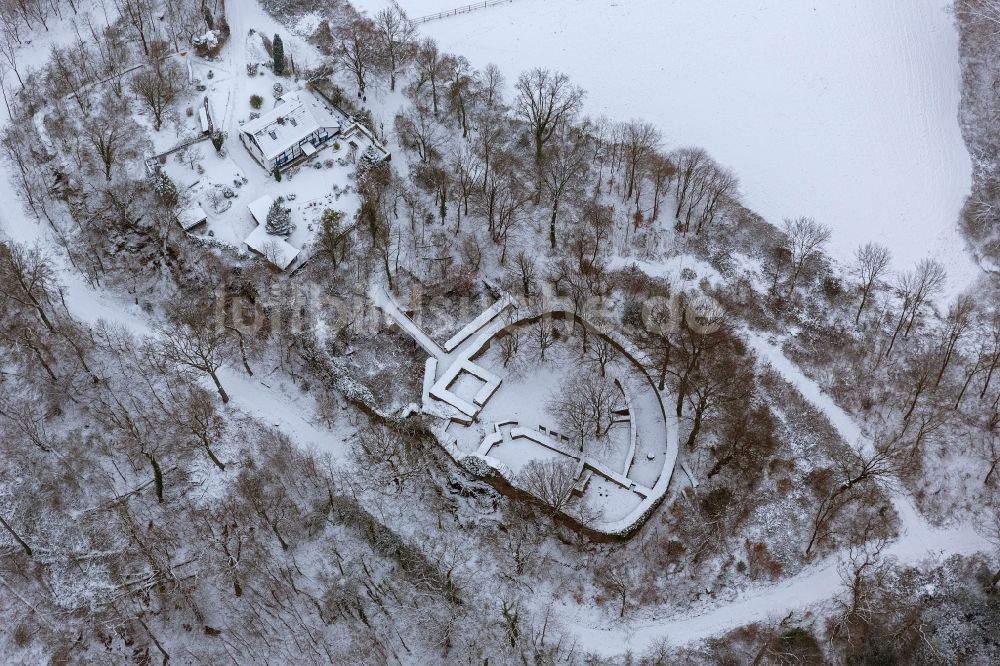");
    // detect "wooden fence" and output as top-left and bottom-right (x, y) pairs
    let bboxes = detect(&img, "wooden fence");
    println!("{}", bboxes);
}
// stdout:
(408, 0), (515, 25)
